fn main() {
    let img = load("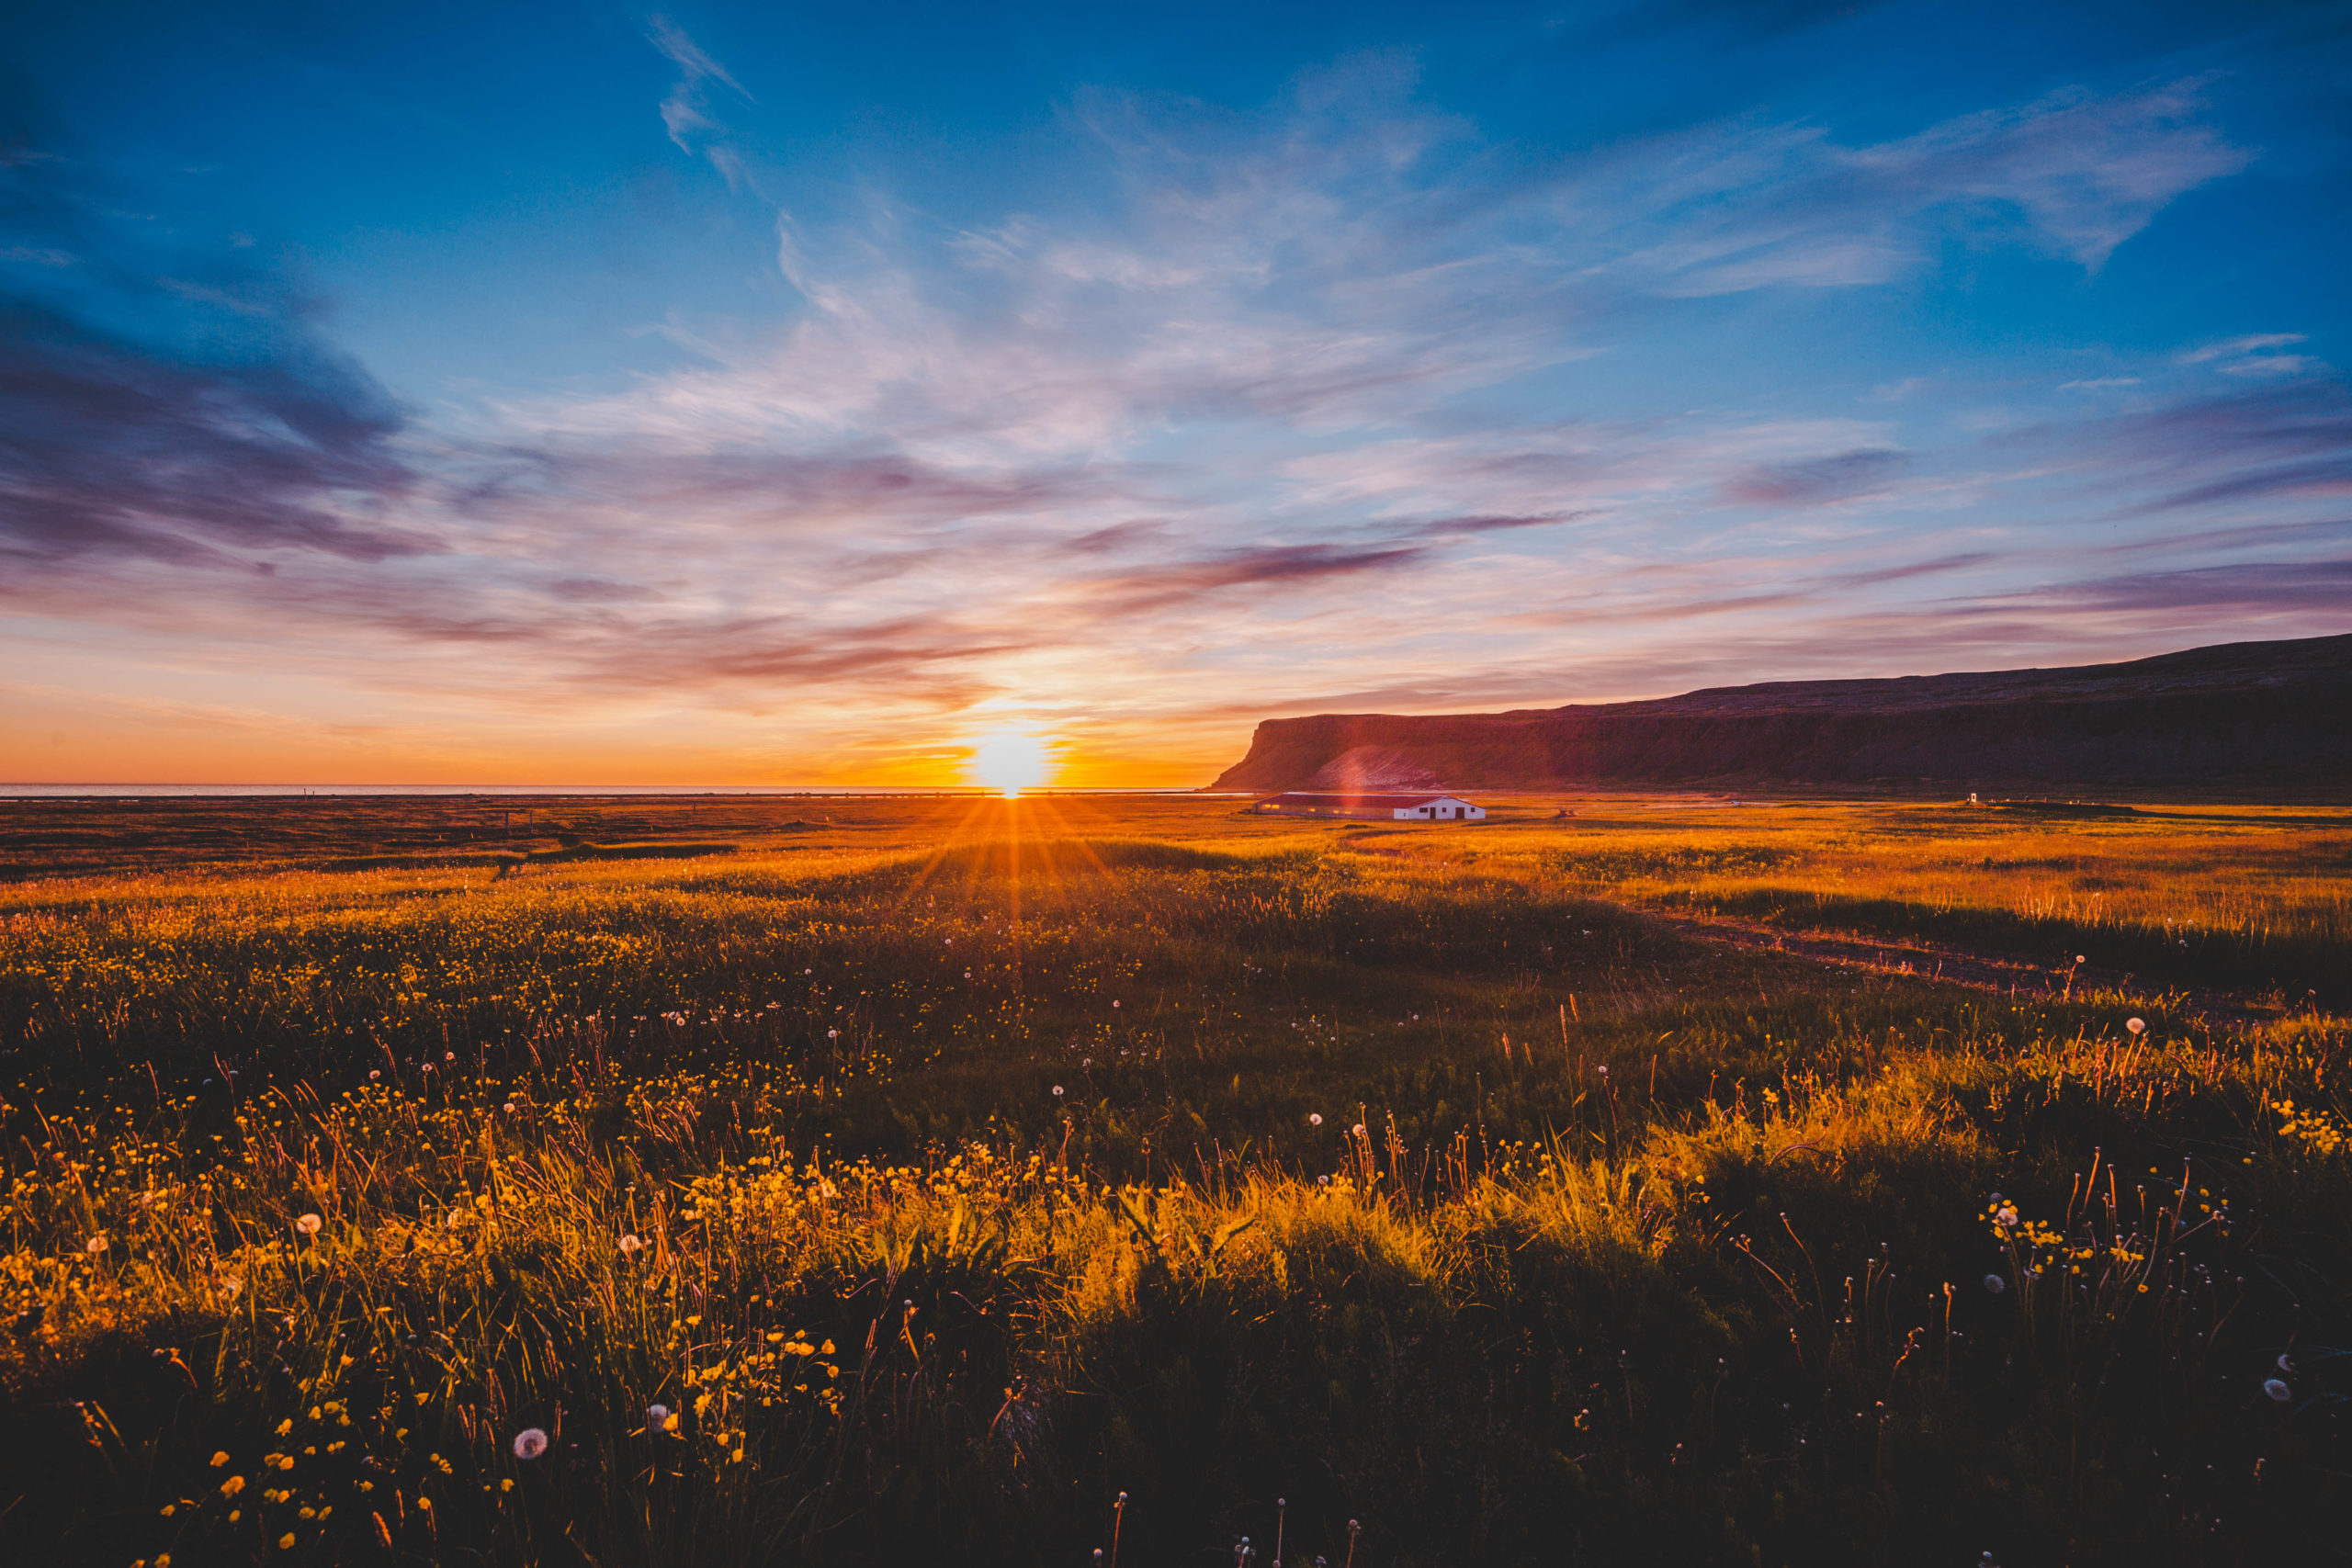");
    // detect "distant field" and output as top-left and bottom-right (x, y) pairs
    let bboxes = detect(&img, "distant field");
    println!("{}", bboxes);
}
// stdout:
(1, 795), (2346, 1565)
